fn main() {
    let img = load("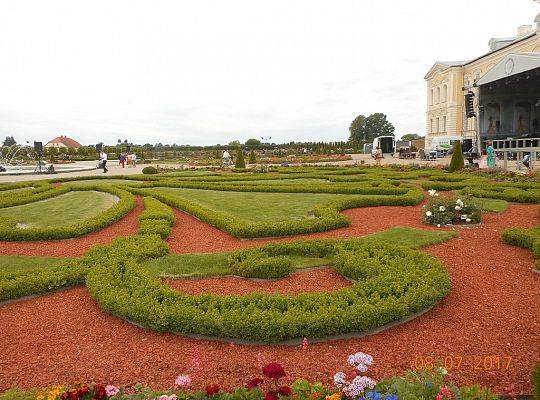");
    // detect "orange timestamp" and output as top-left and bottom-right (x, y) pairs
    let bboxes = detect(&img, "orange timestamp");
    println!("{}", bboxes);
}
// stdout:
(412, 354), (512, 371)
